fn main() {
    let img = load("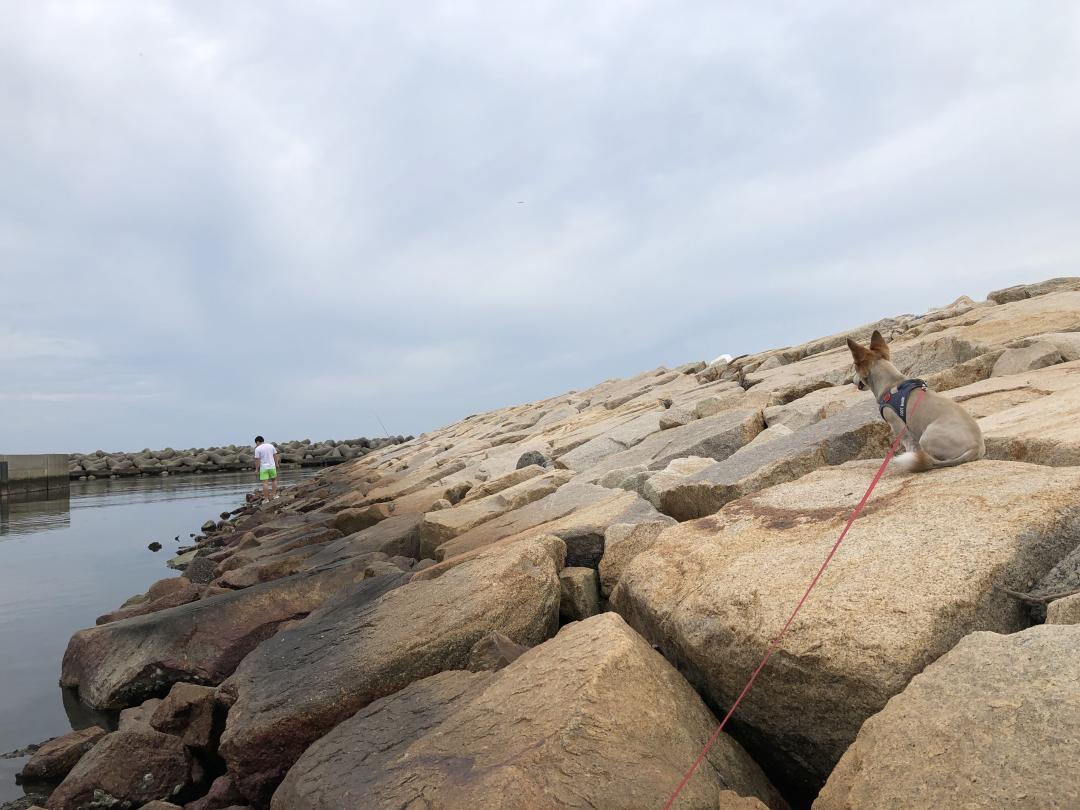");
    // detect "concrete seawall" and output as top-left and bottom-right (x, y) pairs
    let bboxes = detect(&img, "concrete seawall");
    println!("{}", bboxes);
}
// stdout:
(0, 454), (70, 501)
